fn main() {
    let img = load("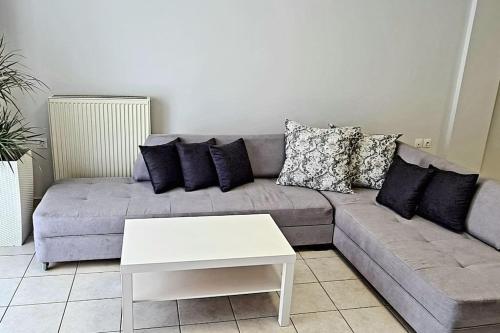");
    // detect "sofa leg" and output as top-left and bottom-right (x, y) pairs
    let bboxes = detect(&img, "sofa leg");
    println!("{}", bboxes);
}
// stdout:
(42, 262), (49, 271)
